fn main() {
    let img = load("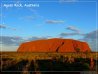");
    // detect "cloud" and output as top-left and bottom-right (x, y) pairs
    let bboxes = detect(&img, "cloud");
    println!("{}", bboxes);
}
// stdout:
(0, 44), (18, 51)
(20, 8), (44, 21)
(80, 30), (98, 51)
(59, 29), (98, 51)
(60, 32), (80, 37)
(20, 15), (37, 21)
(0, 36), (24, 46)
(0, 35), (49, 51)
(20, 9), (44, 21)
(0, 24), (17, 31)
(59, 26), (83, 37)
(0, 25), (7, 29)
(26, 36), (48, 42)
(83, 30), (98, 40)
(29, 8), (44, 19)
(0, 36), (48, 46)
(46, 20), (65, 24)
(0, 30), (97, 52)
(66, 26), (80, 33)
